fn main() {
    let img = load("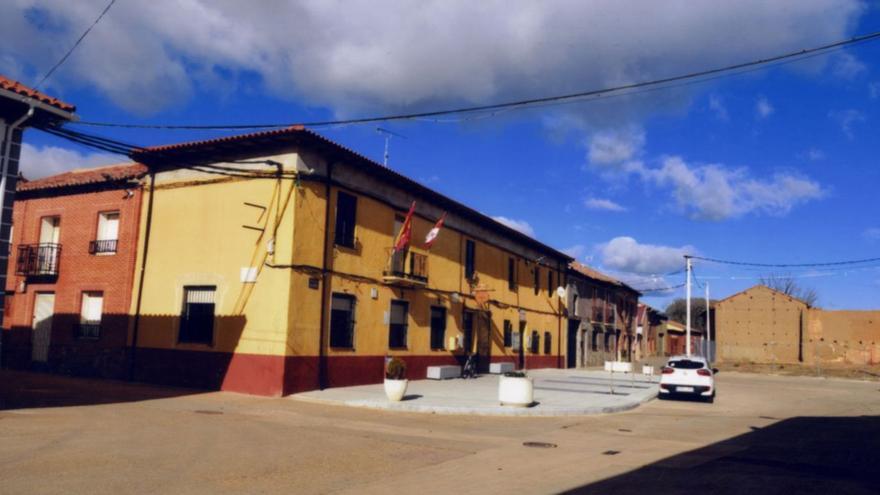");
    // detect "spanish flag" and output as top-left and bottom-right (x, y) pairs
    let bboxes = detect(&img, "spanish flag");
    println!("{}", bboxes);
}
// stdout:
(393, 201), (416, 253)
